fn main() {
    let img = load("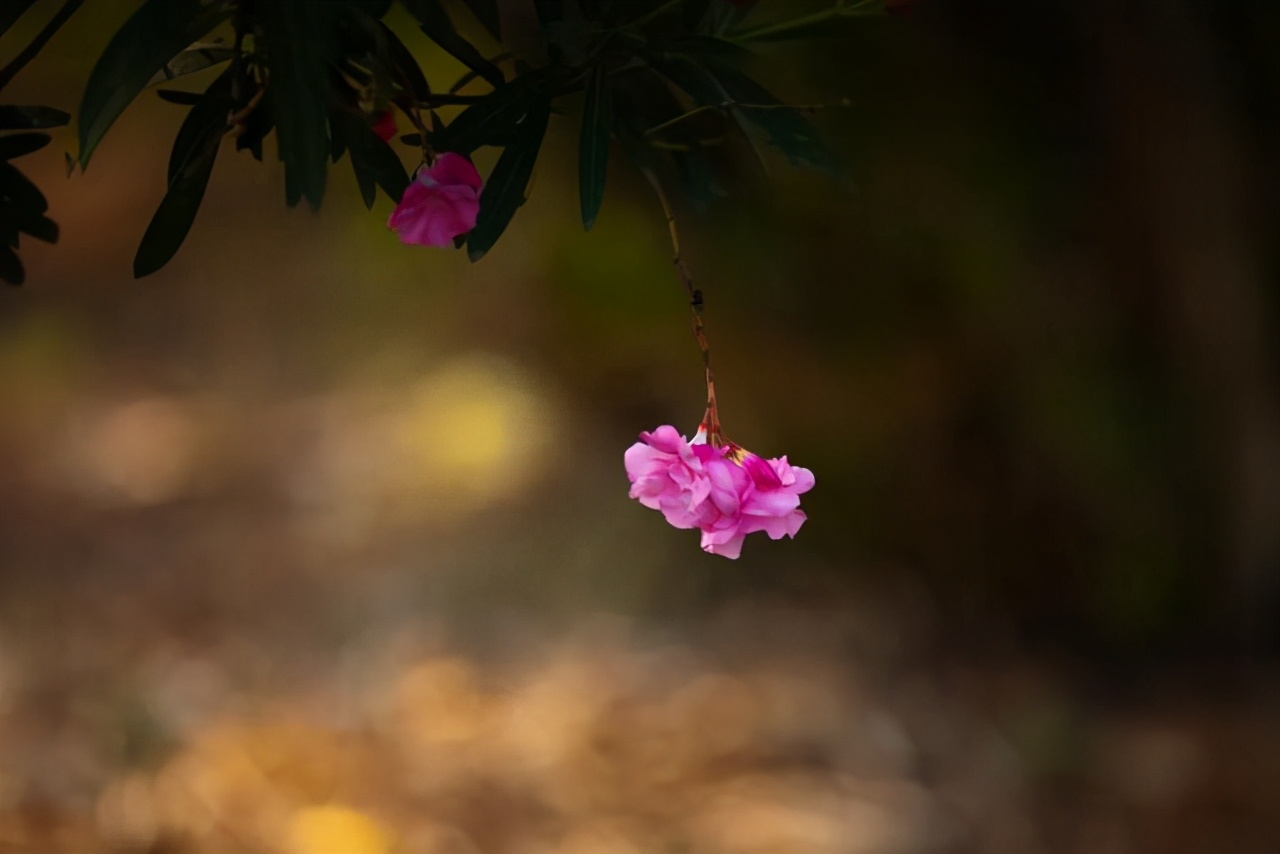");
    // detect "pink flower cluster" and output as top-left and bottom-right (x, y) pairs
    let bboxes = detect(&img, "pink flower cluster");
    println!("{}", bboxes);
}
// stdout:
(624, 425), (814, 559)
